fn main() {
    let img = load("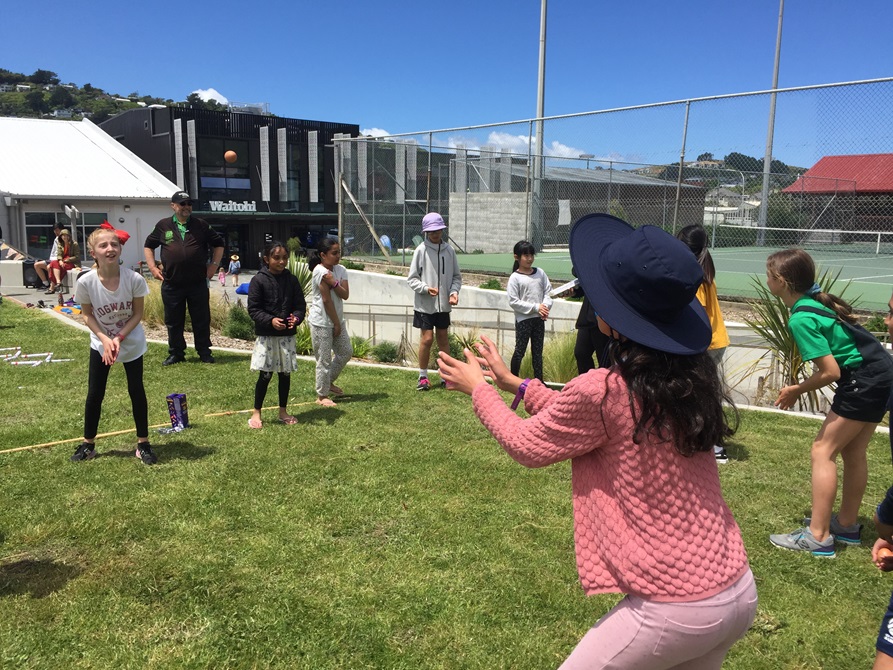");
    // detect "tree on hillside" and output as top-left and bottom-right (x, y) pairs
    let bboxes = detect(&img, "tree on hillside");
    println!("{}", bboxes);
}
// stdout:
(0, 68), (24, 84)
(697, 152), (714, 162)
(724, 152), (762, 174)
(30, 69), (60, 86)
(25, 90), (49, 114)
(184, 92), (228, 111)
(49, 87), (74, 108)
